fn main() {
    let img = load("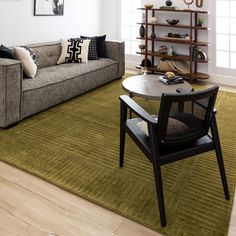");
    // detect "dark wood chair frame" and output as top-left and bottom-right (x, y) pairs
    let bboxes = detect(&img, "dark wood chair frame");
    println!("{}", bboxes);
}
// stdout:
(119, 86), (230, 226)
